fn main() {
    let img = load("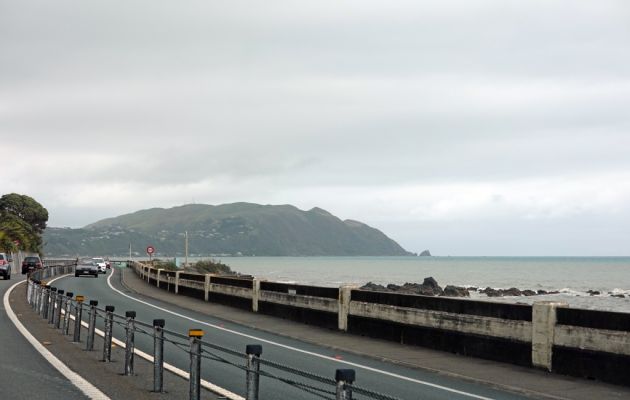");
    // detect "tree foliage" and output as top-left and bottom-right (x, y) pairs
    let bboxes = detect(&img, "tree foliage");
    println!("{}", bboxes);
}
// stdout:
(193, 259), (233, 275)
(0, 193), (49, 253)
